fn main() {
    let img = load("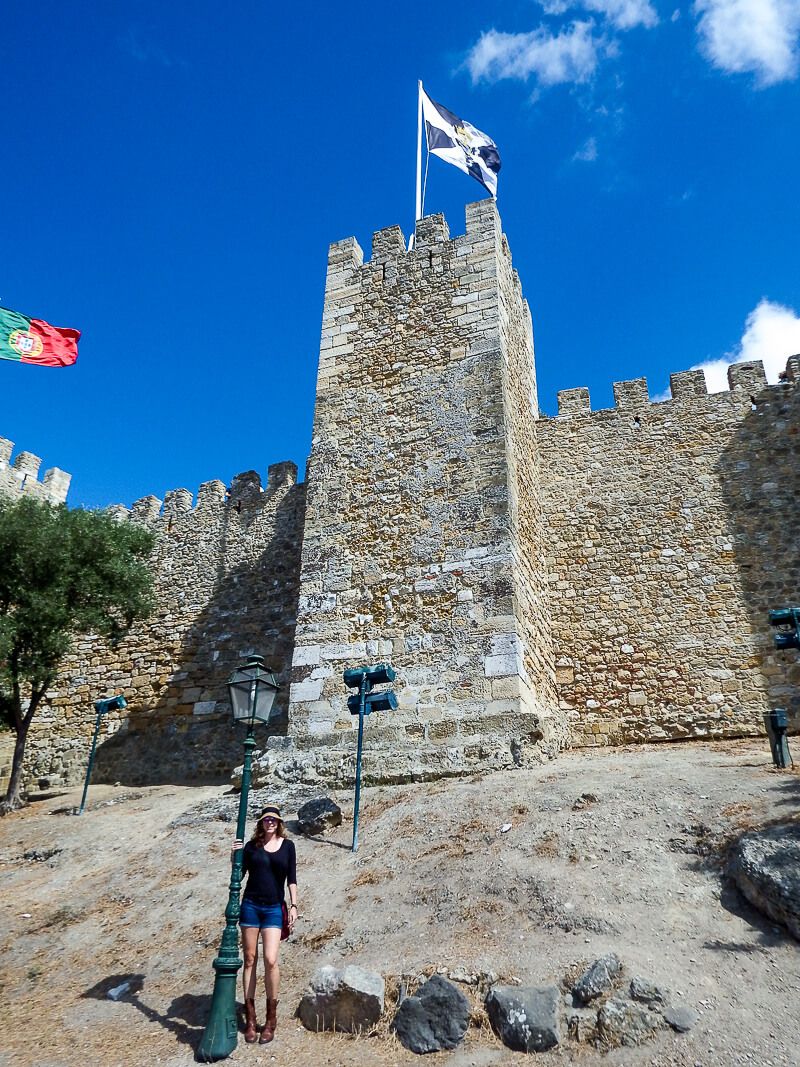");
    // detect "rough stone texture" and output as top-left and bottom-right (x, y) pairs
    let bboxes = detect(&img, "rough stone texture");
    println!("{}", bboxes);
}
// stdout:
(391, 975), (470, 1053)
(662, 1004), (699, 1032)
(296, 796), (342, 834)
(0, 436), (70, 504)
(541, 359), (800, 746)
(297, 964), (384, 1033)
(286, 201), (566, 782)
(20, 464), (306, 788)
(728, 820), (800, 939)
(597, 996), (664, 1047)
(4, 203), (800, 790)
(629, 976), (667, 1005)
(573, 953), (622, 1004)
(485, 984), (561, 1052)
